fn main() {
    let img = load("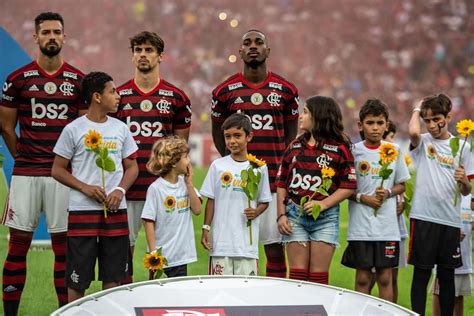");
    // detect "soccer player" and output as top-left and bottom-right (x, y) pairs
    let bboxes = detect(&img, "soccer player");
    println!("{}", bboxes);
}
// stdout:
(115, 31), (192, 282)
(211, 30), (299, 278)
(0, 12), (85, 315)
(408, 94), (473, 316)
